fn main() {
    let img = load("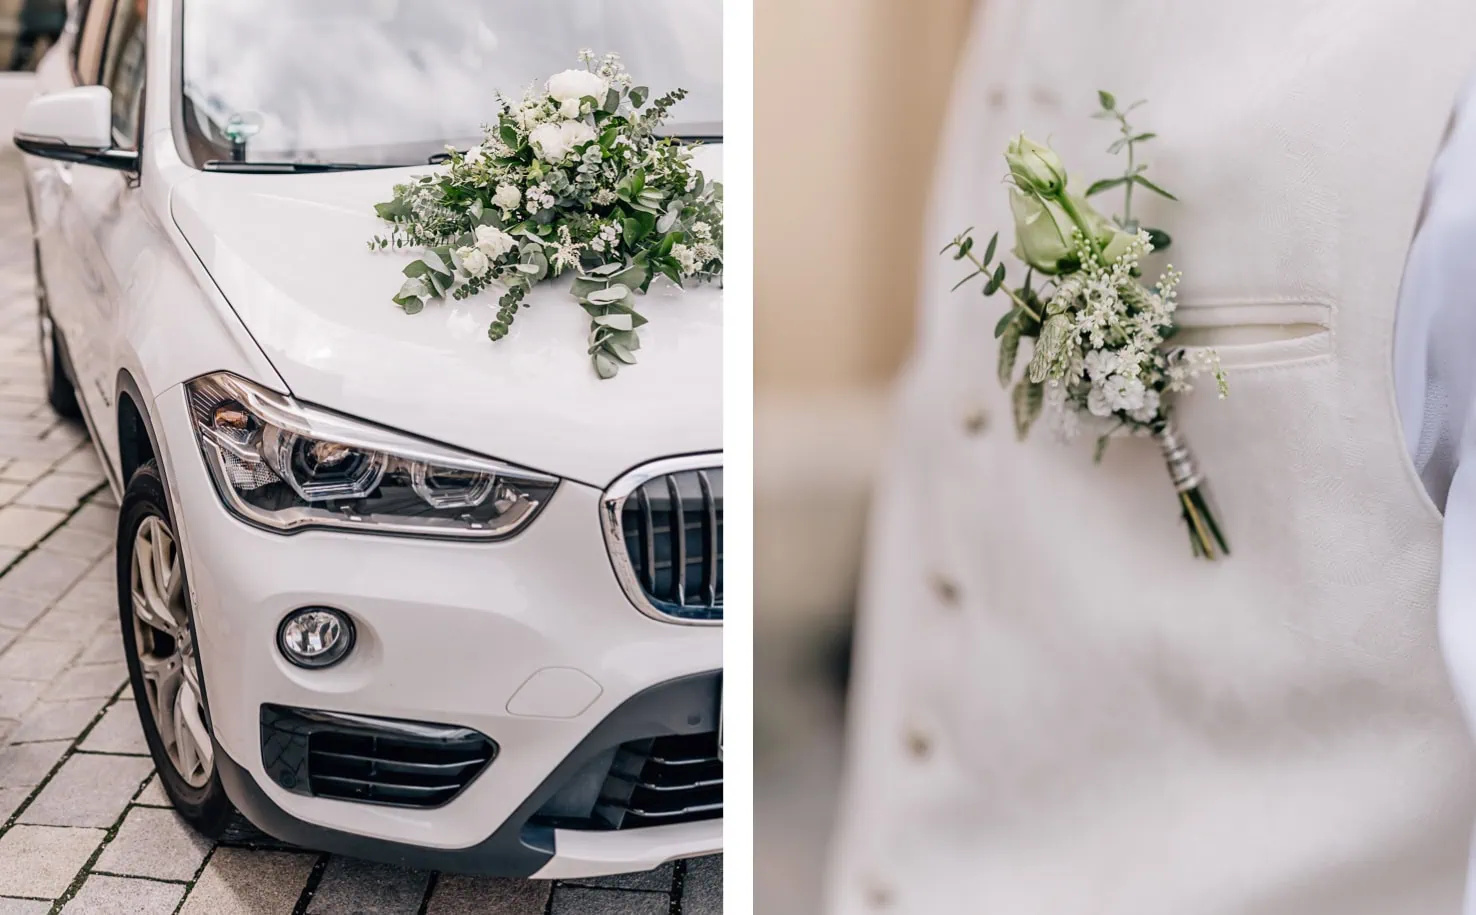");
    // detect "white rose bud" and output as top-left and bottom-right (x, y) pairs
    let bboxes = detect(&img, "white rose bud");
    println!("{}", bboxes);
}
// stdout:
(474, 224), (518, 261)
(493, 184), (521, 210)
(1005, 134), (1067, 196)
(546, 69), (608, 104)
(458, 246), (490, 278)
(560, 97), (582, 119)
